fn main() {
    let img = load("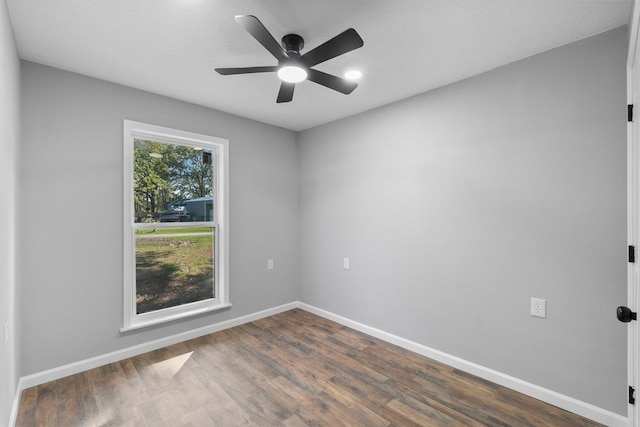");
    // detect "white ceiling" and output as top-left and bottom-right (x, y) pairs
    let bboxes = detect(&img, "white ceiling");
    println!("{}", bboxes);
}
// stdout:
(6, 0), (633, 131)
